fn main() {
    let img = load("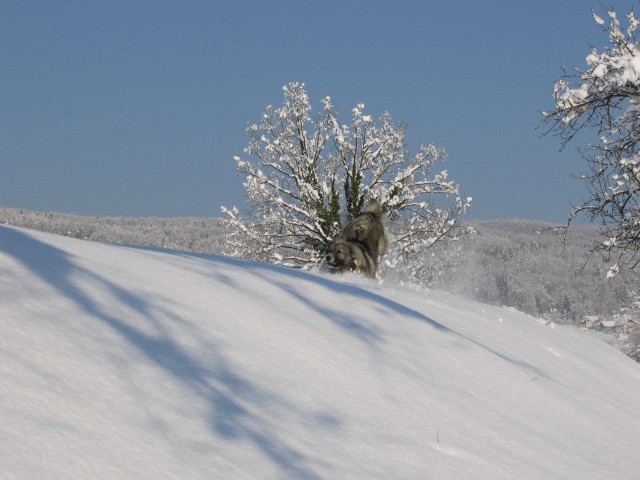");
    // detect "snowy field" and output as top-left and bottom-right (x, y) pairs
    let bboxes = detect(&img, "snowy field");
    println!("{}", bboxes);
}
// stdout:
(2, 224), (640, 479)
